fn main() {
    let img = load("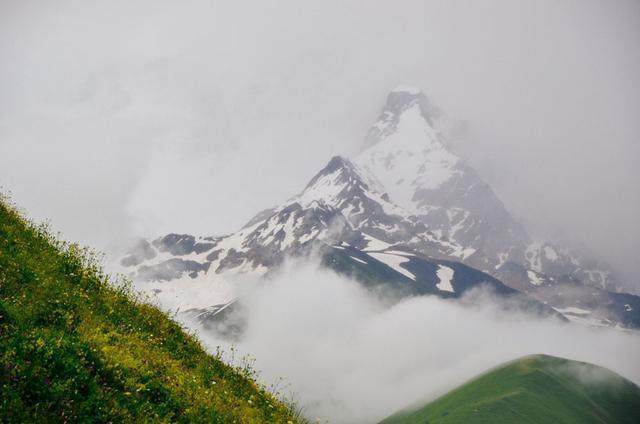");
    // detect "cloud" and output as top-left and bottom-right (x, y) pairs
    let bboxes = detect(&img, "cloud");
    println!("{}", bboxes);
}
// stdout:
(549, 361), (627, 390)
(184, 261), (640, 423)
(0, 0), (638, 285)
